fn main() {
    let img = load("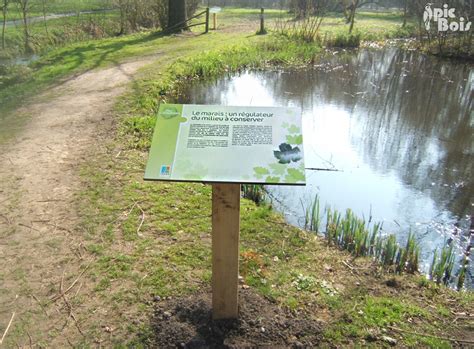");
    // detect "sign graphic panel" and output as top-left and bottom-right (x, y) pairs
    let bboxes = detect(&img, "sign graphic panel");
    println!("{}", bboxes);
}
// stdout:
(144, 104), (306, 185)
